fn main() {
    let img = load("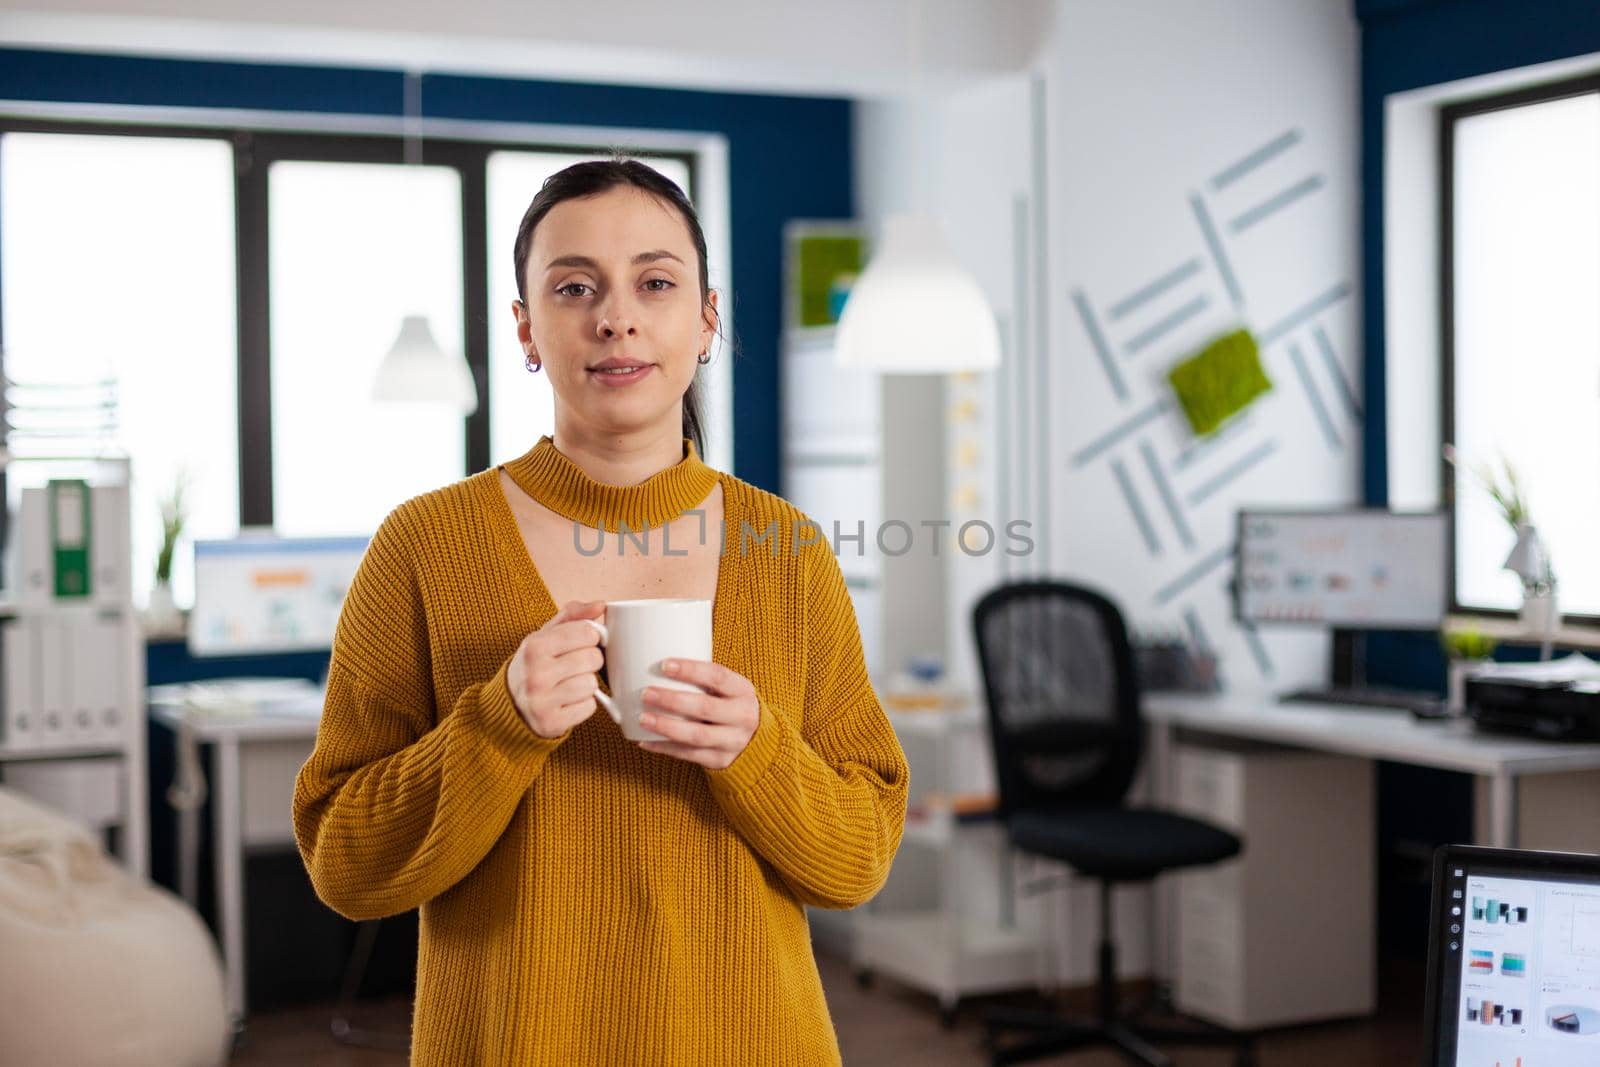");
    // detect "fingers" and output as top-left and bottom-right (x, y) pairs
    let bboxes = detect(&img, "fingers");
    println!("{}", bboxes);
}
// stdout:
(657, 658), (748, 697)
(538, 618), (606, 657)
(637, 709), (743, 751)
(641, 685), (719, 722)
(540, 599), (606, 631)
